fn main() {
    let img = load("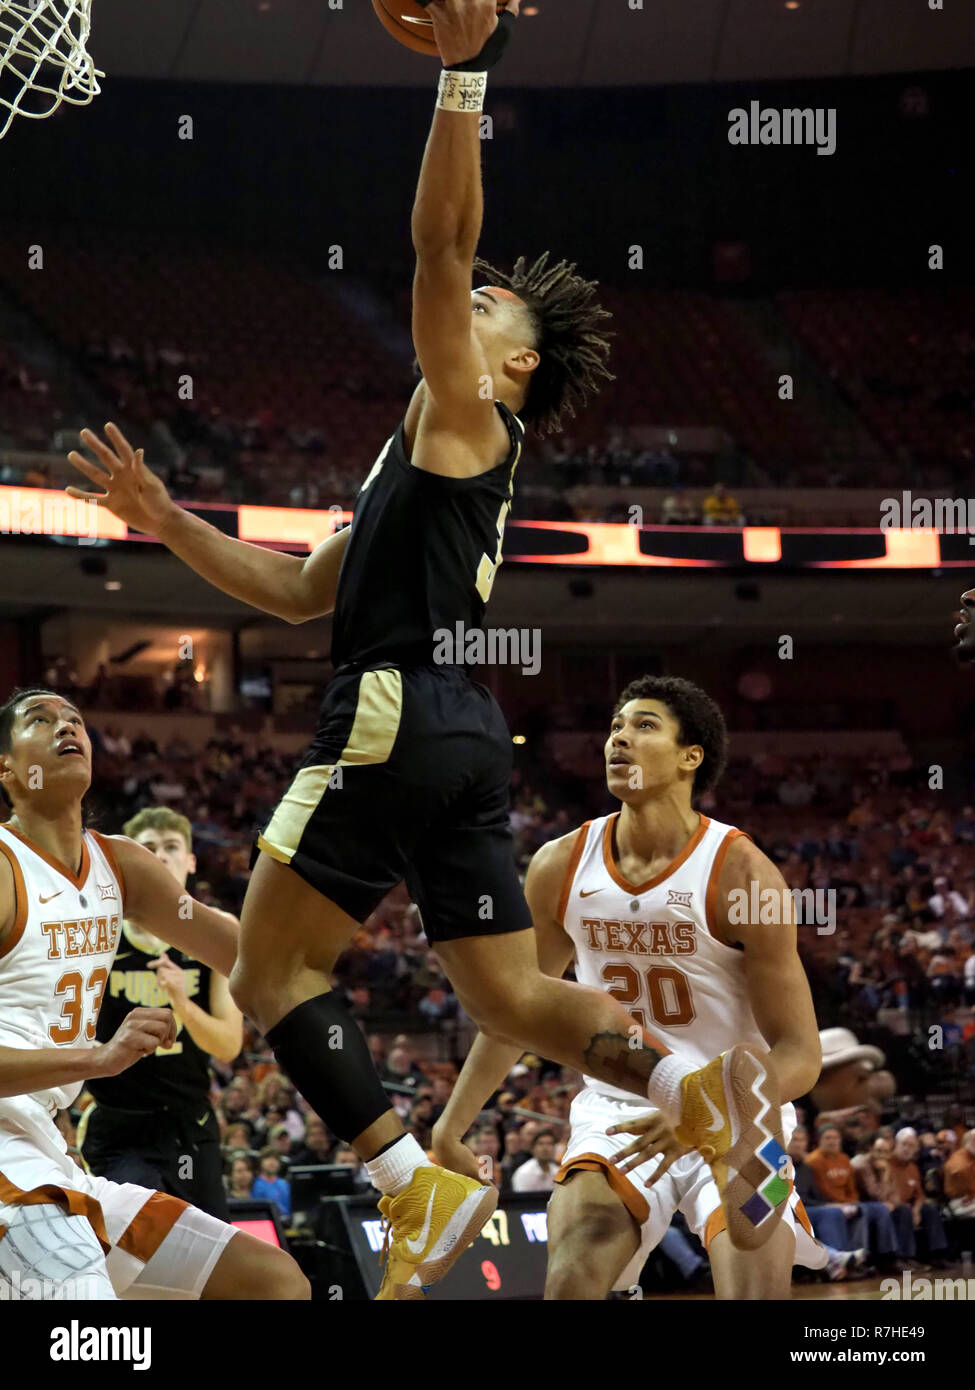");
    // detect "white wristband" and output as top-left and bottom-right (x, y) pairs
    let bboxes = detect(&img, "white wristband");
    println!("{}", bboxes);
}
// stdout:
(436, 69), (487, 113)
